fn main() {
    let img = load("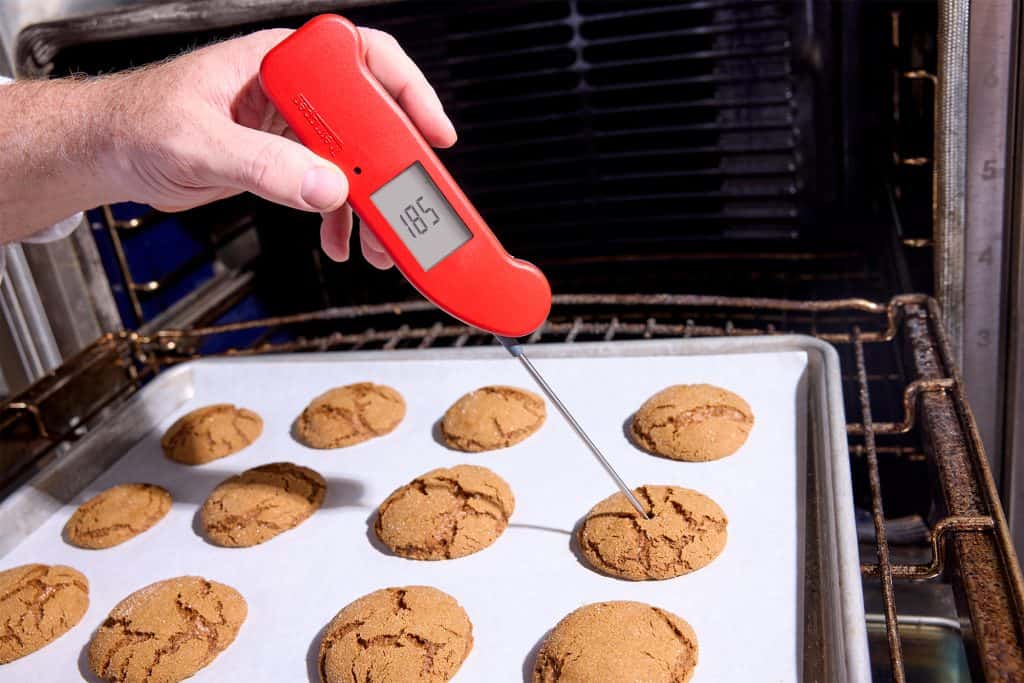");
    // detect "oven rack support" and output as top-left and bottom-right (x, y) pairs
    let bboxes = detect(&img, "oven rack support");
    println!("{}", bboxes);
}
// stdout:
(1, 293), (1022, 680)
